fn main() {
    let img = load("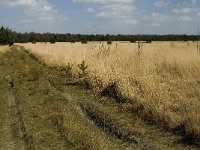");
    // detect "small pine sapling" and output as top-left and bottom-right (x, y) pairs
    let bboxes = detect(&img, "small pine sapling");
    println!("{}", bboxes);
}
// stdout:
(78, 61), (88, 79)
